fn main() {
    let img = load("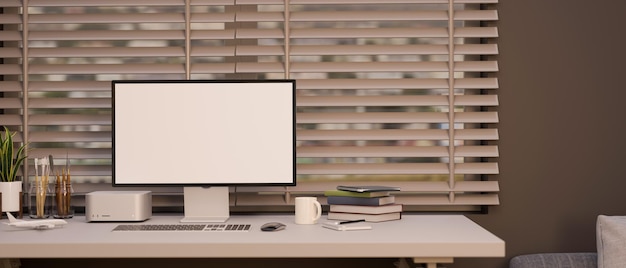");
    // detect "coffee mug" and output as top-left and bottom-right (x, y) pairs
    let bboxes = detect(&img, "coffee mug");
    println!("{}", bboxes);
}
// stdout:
(295, 197), (322, 224)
